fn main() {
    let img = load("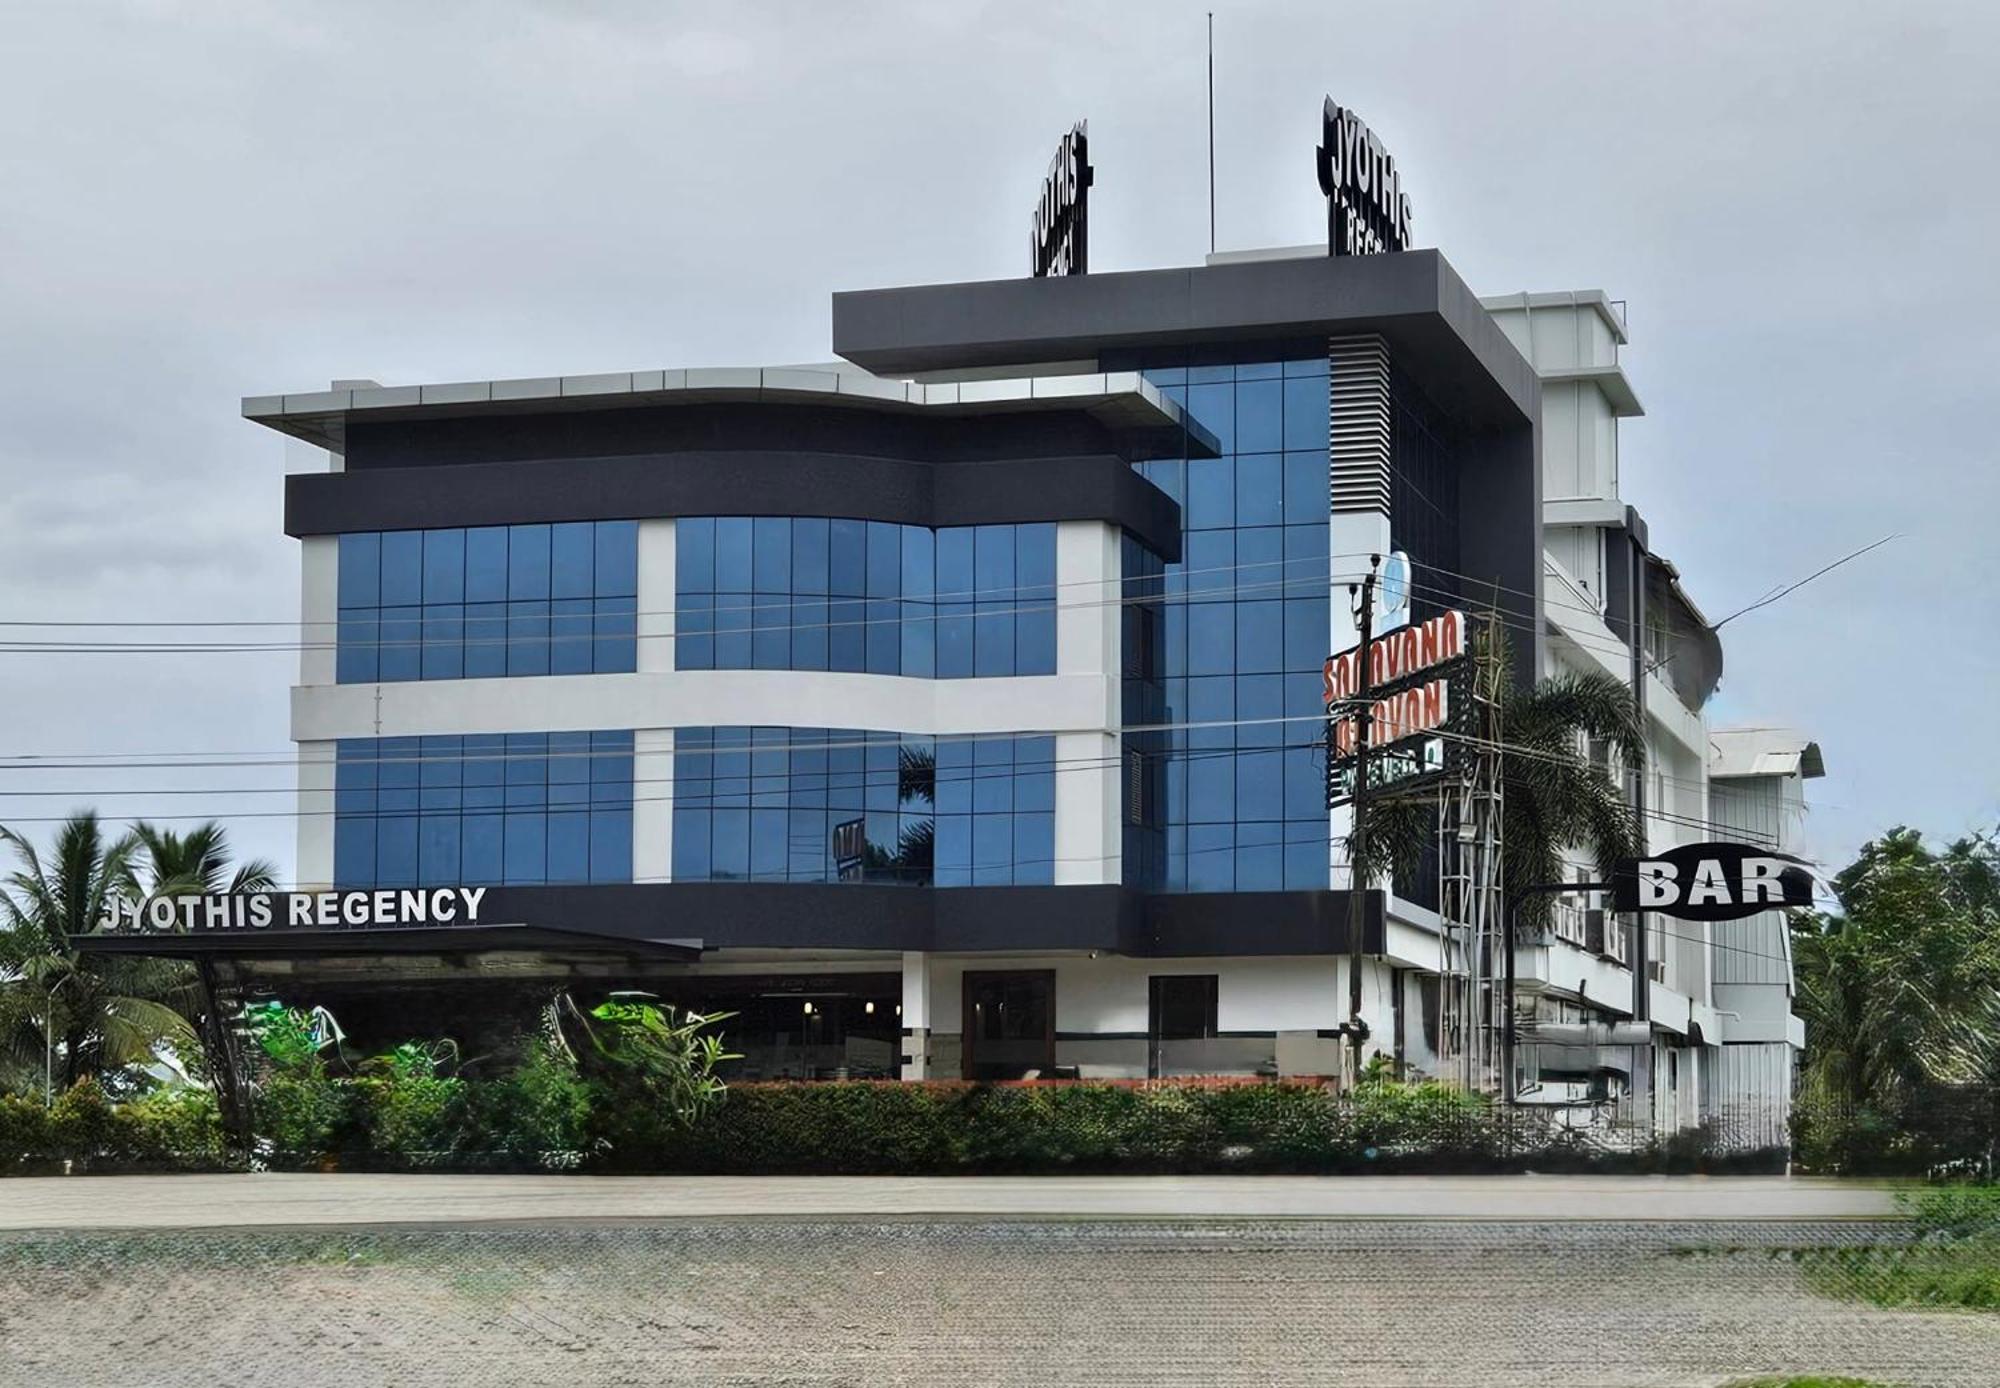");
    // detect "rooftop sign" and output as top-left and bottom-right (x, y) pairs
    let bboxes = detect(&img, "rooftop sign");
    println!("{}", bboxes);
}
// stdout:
(1031, 121), (1092, 277)
(1315, 98), (1412, 257)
